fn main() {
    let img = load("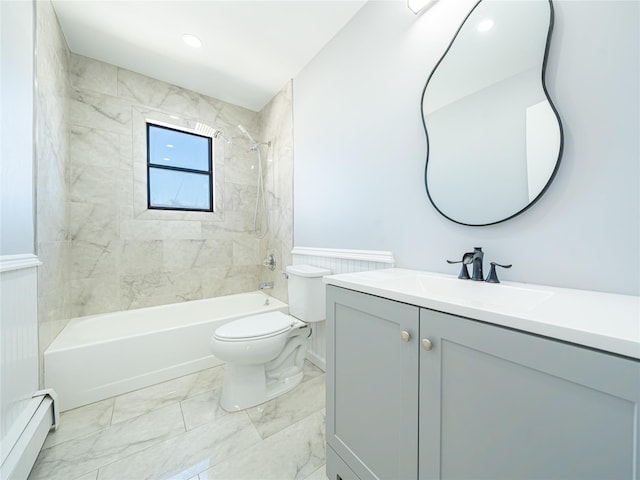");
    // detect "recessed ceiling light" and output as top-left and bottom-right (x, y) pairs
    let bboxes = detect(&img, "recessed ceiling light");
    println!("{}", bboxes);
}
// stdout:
(163, 157), (171, 162)
(182, 34), (202, 48)
(477, 19), (495, 32)
(166, 144), (174, 148)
